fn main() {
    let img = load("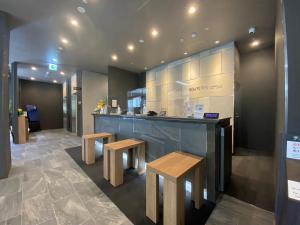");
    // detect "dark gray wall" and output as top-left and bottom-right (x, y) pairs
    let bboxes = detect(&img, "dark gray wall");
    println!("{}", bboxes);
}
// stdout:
(238, 47), (276, 152)
(0, 11), (11, 179)
(108, 66), (140, 109)
(19, 79), (63, 130)
(275, 0), (300, 224)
